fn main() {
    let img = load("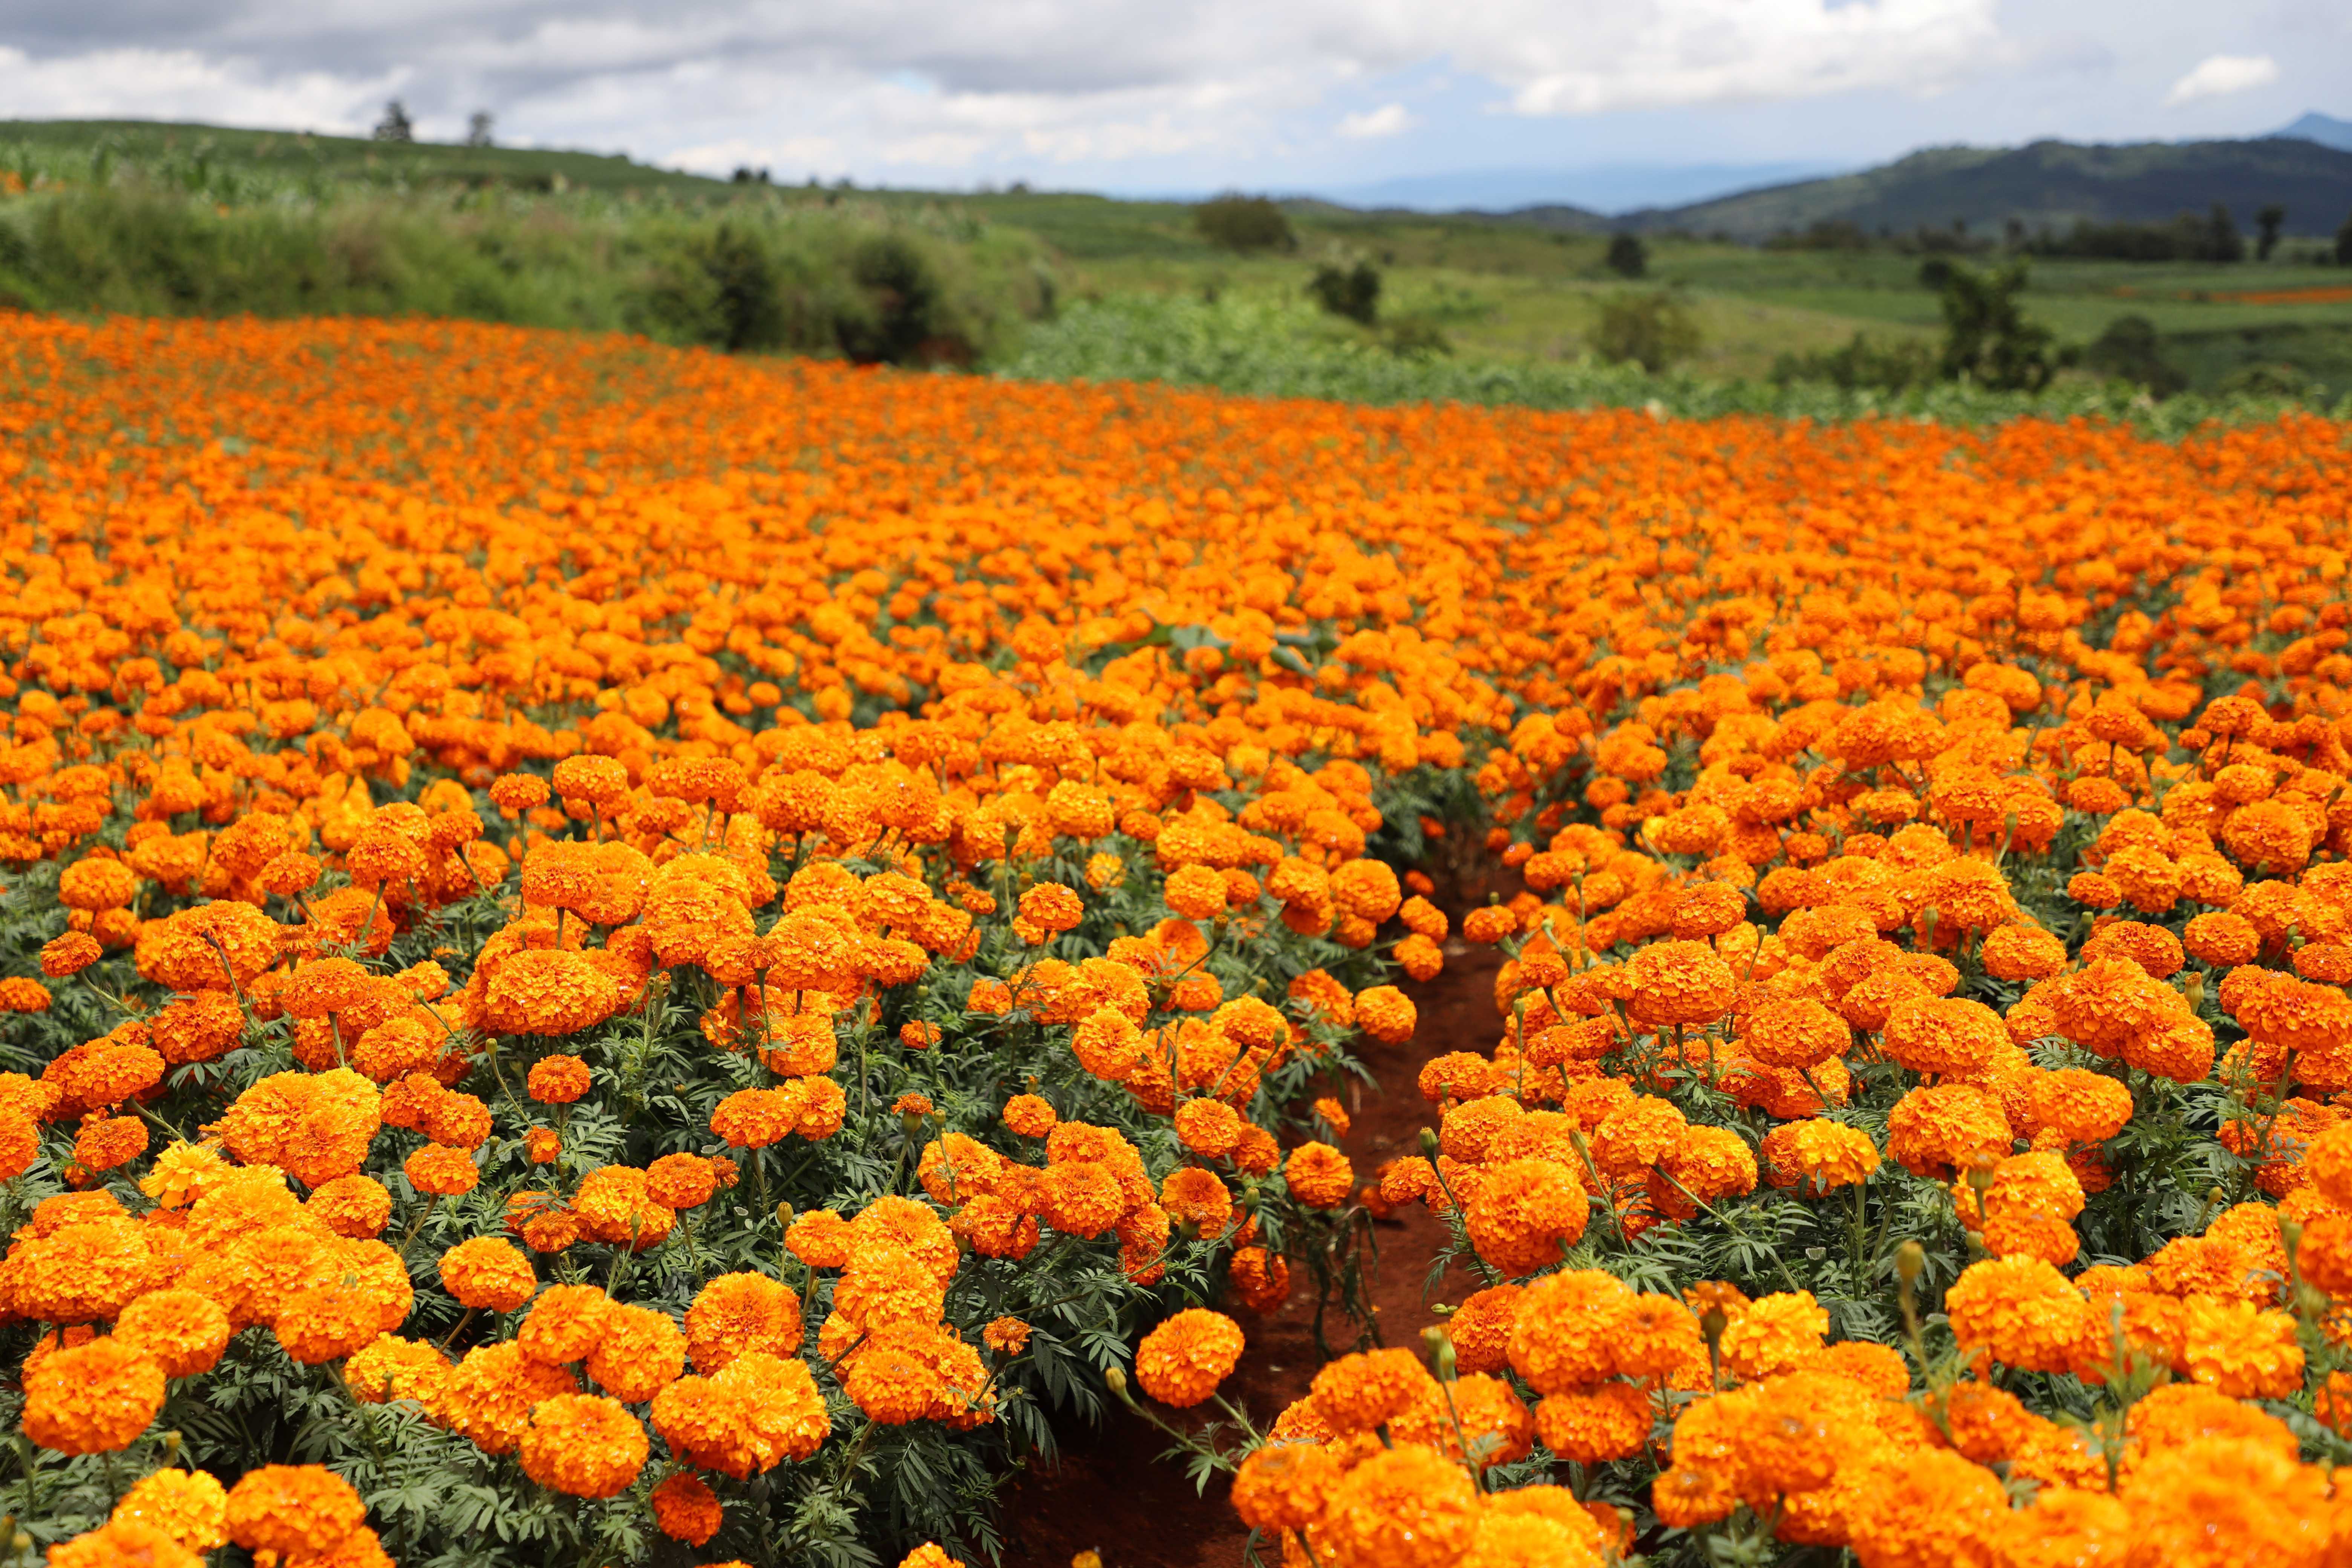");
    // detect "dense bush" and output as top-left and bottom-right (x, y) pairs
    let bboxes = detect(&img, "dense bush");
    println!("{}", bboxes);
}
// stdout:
(1193, 195), (1295, 254)
(2079, 315), (2188, 397)
(1769, 332), (1937, 394)
(1933, 260), (2056, 392)
(1306, 262), (1381, 326)
(1589, 291), (1703, 374)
